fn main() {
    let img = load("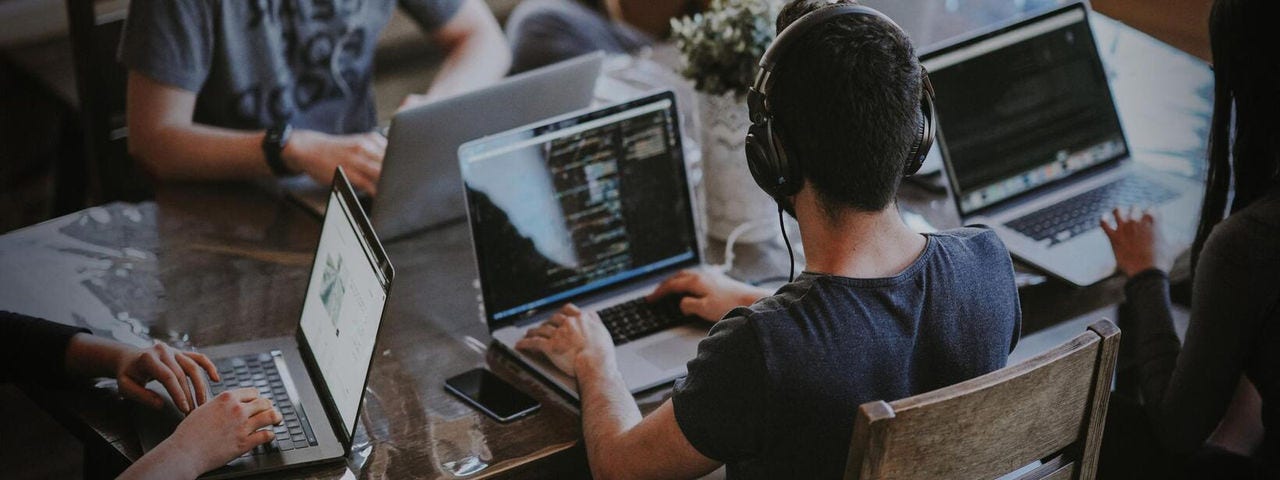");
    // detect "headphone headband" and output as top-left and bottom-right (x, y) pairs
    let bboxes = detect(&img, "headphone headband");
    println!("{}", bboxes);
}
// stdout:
(752, 4), (906, 103)
(744, 2), (937, 205)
